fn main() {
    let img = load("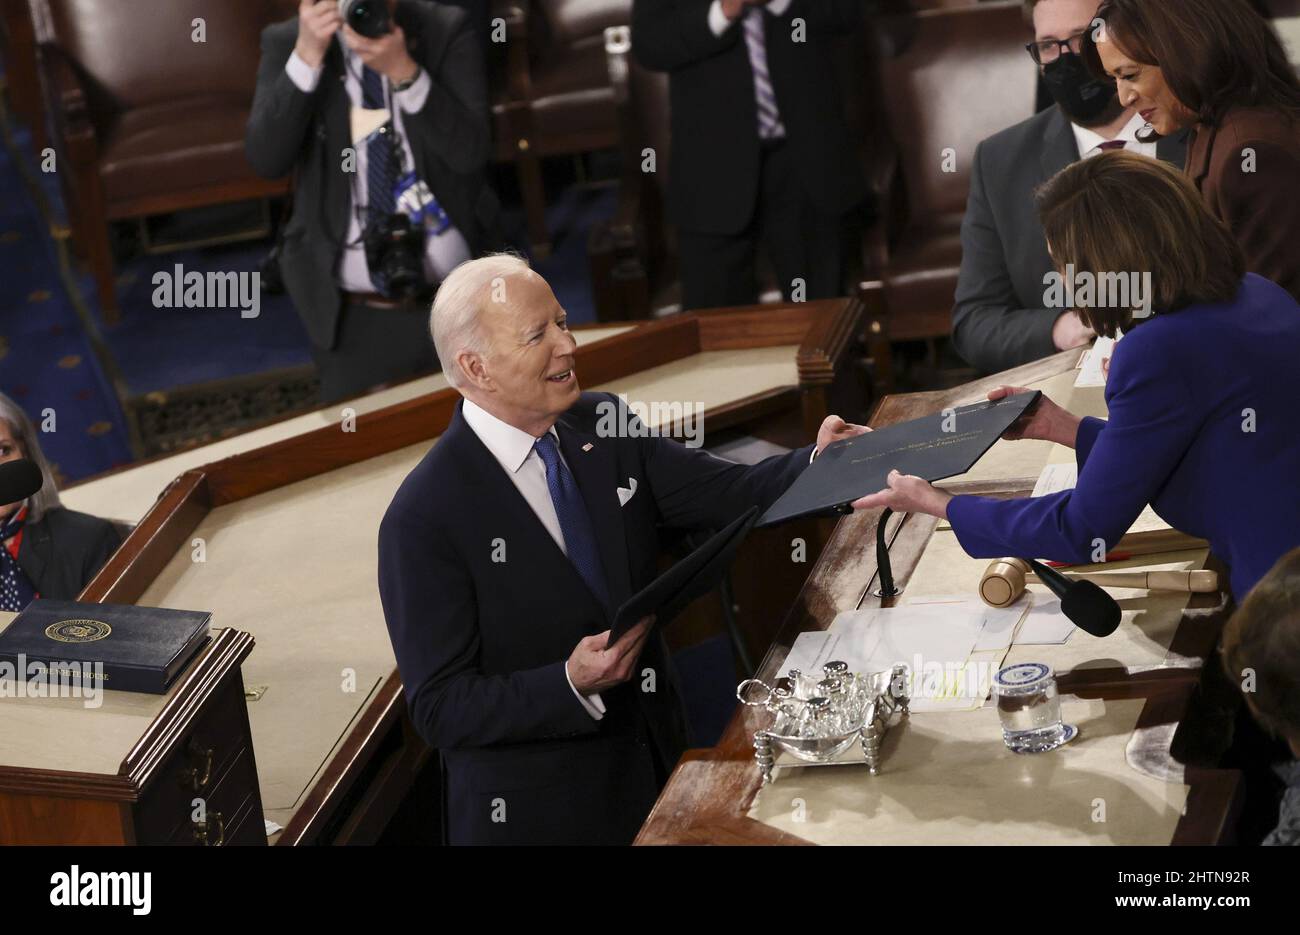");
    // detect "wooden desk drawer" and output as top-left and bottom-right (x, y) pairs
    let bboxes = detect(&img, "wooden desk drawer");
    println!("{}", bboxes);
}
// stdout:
(166, 743), (261, 846)
(135, 675), (252, 843)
